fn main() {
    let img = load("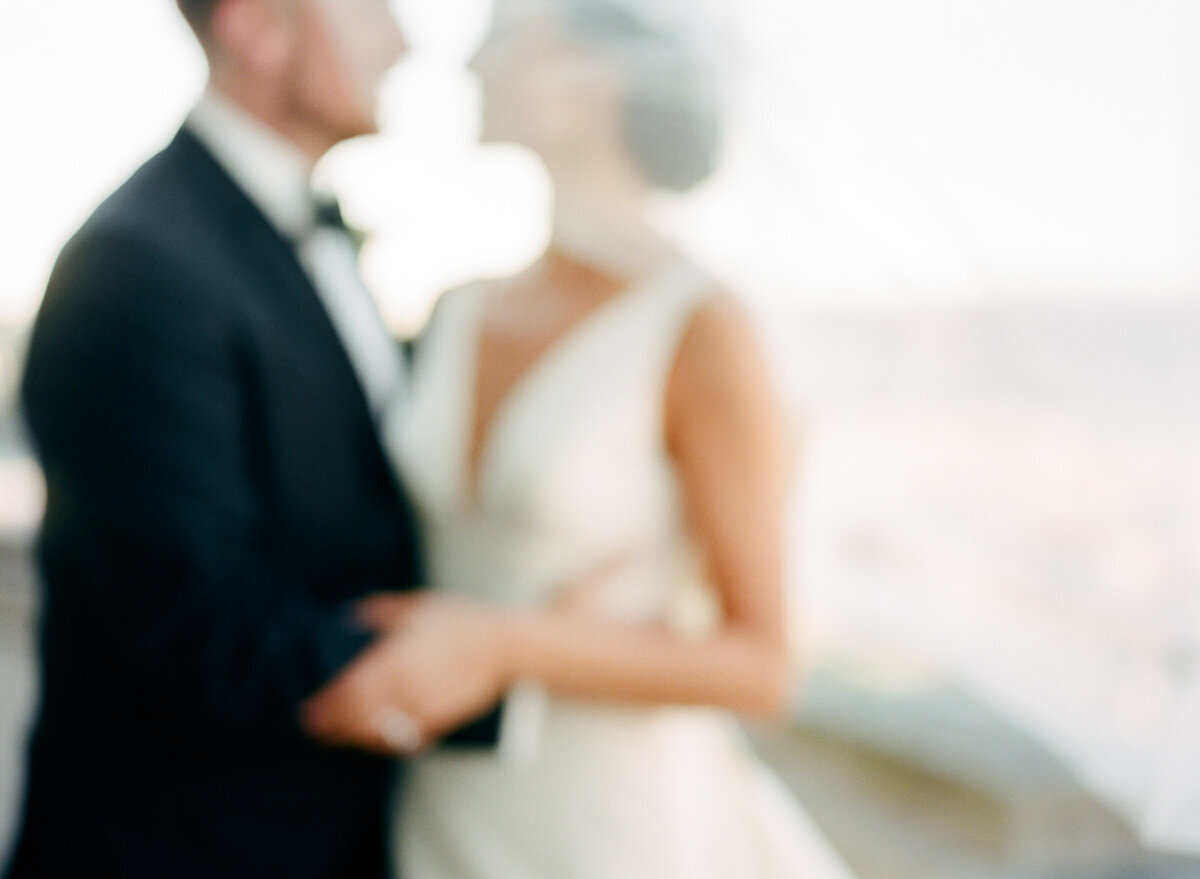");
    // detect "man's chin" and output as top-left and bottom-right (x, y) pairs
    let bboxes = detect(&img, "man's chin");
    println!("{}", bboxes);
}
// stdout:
(332, 118), (382, 147)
